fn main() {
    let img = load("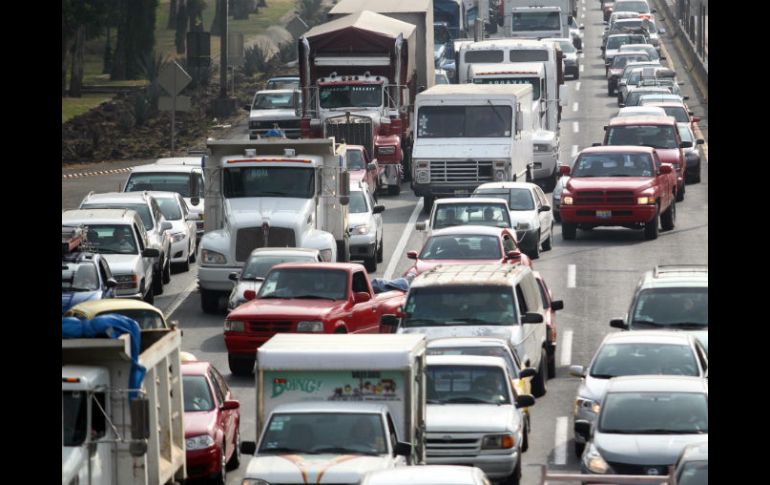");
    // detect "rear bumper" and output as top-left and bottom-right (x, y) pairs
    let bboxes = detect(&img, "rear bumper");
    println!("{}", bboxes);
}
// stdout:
(560, 204), (656, 225)
(427, 451), (519, 479)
